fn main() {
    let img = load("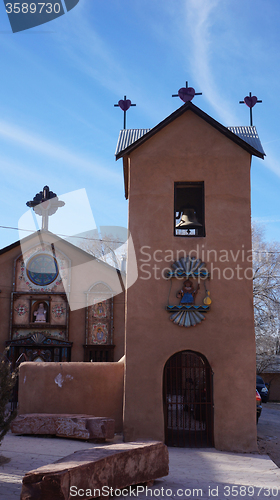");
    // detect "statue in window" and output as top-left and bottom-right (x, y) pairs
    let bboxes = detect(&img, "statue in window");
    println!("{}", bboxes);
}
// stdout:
(34, 303), (47, 323)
